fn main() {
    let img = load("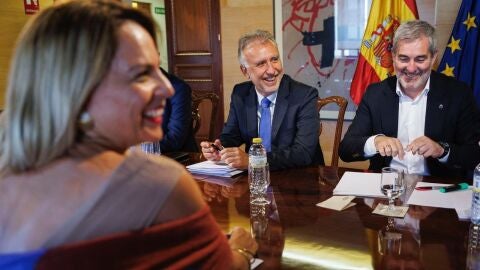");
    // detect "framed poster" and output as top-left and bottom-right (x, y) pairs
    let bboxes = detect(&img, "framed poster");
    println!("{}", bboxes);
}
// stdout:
(275, 0), (371, 120)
